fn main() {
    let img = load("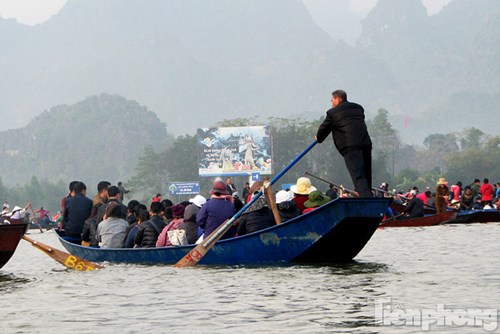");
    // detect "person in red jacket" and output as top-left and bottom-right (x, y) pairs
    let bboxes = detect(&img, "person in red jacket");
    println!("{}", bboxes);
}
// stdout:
(479, 178), (494, 208)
